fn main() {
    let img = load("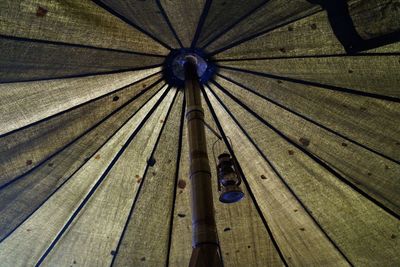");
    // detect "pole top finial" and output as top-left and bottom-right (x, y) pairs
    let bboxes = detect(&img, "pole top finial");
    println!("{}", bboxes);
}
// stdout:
(163, 48), (216, 87)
